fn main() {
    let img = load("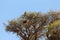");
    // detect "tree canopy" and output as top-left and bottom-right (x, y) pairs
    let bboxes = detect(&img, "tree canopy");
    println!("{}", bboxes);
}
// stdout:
(5, 11), (60, 40)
